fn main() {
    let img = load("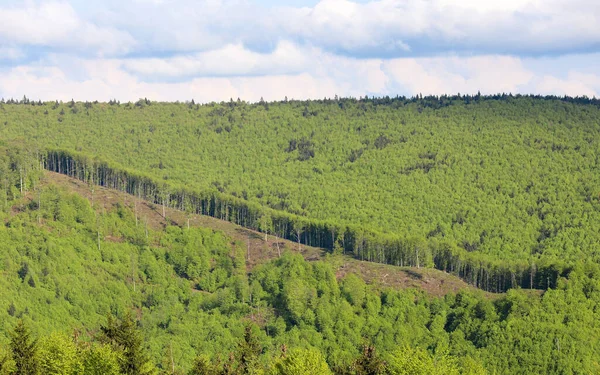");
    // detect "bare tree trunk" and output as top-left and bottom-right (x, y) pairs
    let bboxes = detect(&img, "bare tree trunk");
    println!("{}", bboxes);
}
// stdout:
(276, 234), (281, 257)
(38, 189), (41, 224)
(134, 198), (138, 226)
(131, 254), (136, 292)
(247, 234), (251, 262)
(416, 247), (420, 269)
